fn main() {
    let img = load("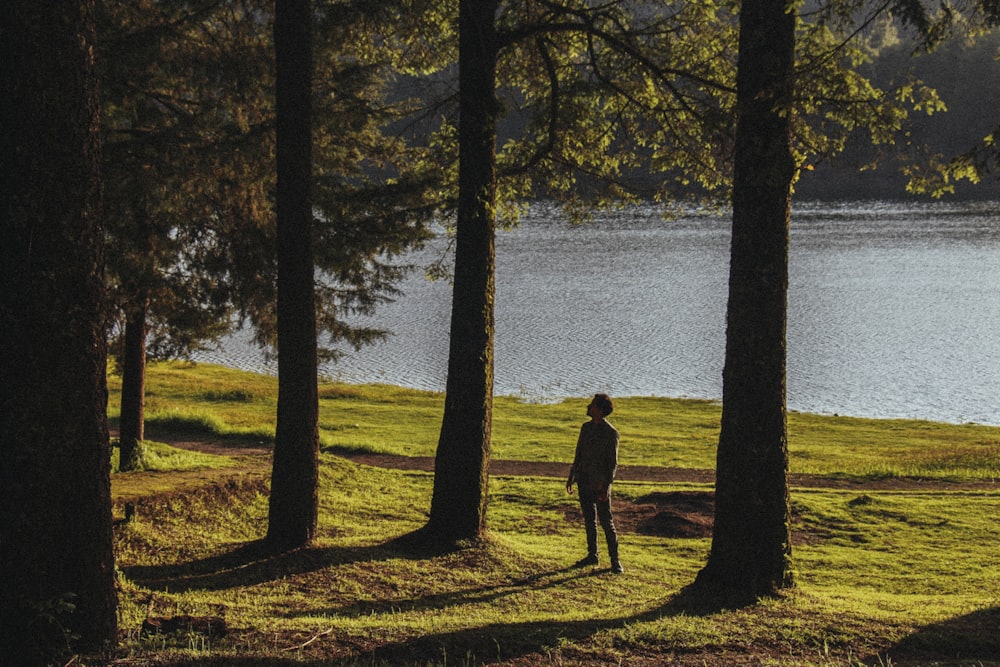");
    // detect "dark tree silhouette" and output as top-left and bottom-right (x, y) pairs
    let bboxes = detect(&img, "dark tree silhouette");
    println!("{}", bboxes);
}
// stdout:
(695, 0), (796, 601)
(267, 0), (320, 551)
(99, 2), (435, 475)
(0, 0), (118, 660)
(116, 222), (152, 471)
(426, 0), (500, 542)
